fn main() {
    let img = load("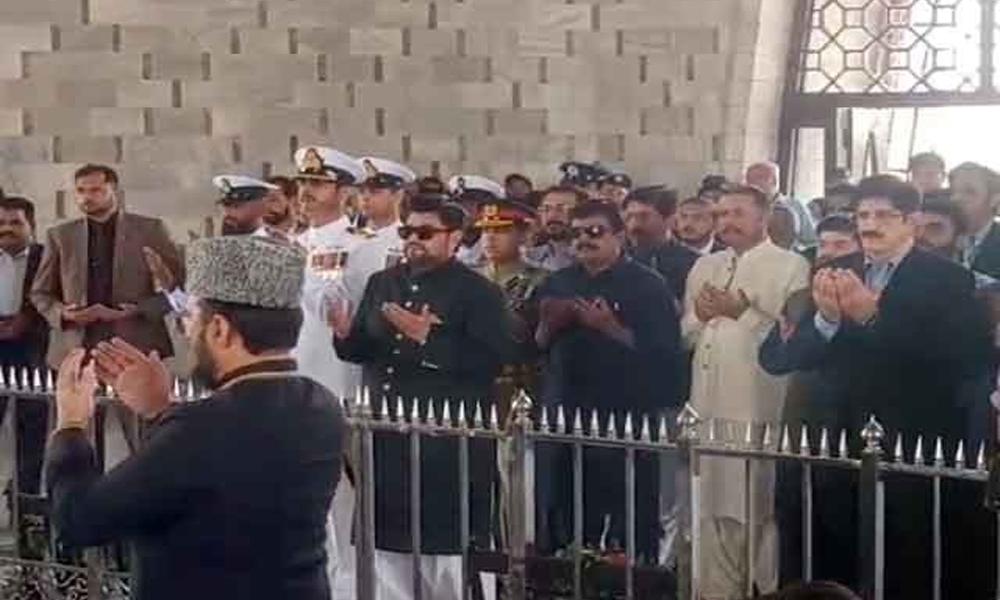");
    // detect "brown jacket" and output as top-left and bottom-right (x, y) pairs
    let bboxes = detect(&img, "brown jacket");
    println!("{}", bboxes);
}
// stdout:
(30, 212), (182, 368)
